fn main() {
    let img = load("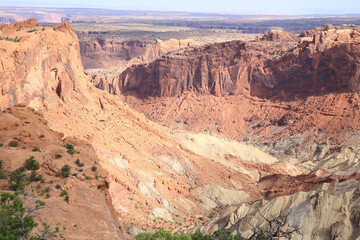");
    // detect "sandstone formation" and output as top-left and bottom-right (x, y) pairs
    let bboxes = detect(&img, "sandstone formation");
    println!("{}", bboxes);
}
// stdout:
(116, 26), (360, 99)
(117, 40), (296, 98)
(0, 18), (90, 110)
(80, 38), (199, 70)
(260, 29), (299, 42)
